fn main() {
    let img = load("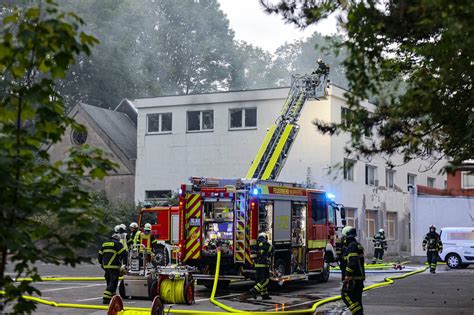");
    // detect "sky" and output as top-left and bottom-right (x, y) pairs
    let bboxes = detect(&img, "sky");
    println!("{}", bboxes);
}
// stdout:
(217, 0), (338, 53)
